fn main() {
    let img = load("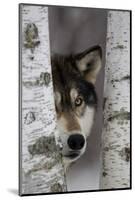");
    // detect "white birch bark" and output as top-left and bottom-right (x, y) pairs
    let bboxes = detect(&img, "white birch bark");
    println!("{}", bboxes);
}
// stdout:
(19, 4), (67, 195)
(100, 11), (130, 189)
